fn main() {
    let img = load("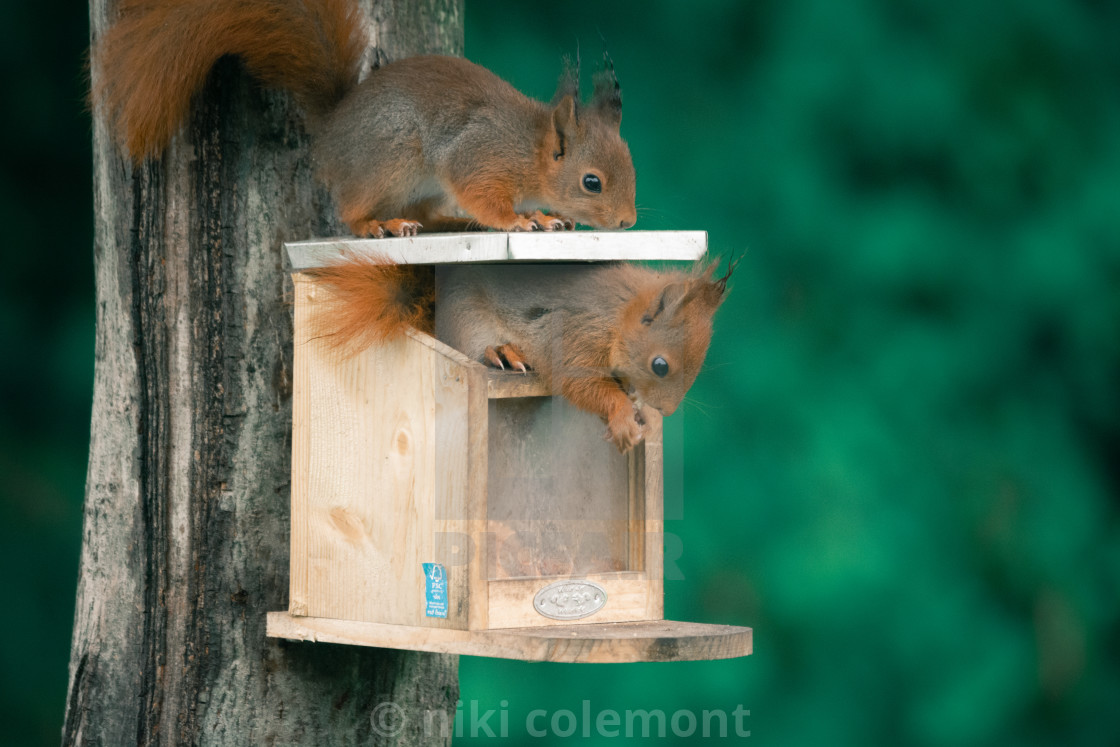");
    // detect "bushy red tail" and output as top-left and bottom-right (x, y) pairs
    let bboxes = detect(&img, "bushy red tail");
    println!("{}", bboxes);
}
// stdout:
(303, 253), (435, 357)
(92, 0), (367, 161)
